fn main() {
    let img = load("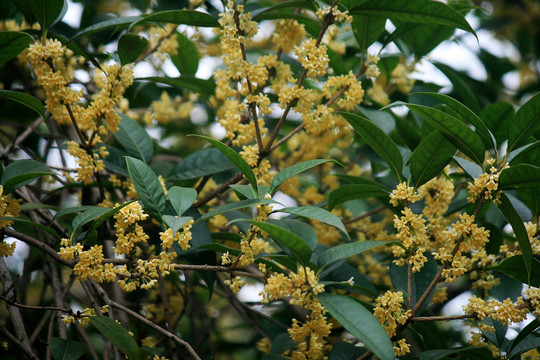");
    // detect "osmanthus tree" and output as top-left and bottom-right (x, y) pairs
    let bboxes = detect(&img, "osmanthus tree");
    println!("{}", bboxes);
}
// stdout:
(1, 0), (540, 358)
